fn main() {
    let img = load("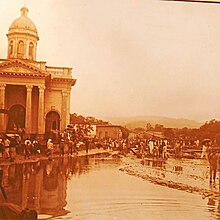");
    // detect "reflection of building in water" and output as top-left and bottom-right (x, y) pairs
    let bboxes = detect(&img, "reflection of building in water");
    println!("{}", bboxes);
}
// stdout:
(40, 160), (67, 214)
(0, 6), (76, 136)
(0, 157), (91, 216)
(0, 157), (89, 215)
(0, 160), (67, 215)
